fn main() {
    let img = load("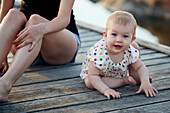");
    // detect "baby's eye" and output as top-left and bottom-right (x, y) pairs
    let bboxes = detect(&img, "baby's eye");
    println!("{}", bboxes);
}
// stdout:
(123, 35), (129, 38)
(112, 33), (117, 36)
